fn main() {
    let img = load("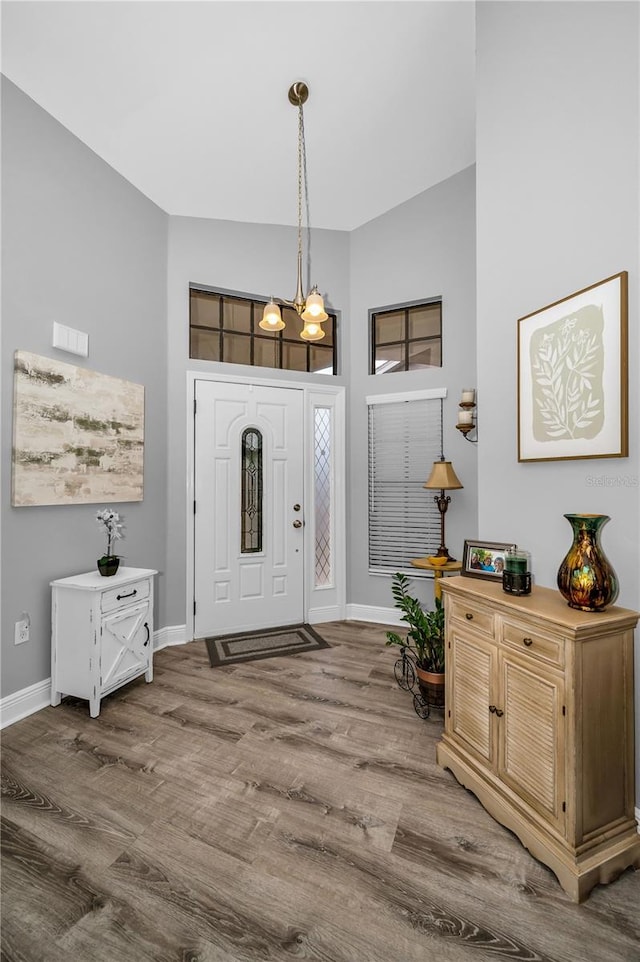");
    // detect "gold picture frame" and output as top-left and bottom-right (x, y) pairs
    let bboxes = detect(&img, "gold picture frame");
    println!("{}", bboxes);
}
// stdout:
(517, 271), (628, 462)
